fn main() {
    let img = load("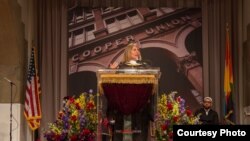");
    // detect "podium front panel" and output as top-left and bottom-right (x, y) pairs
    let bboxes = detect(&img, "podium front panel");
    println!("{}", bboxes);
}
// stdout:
(96, 68), (160, 141)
